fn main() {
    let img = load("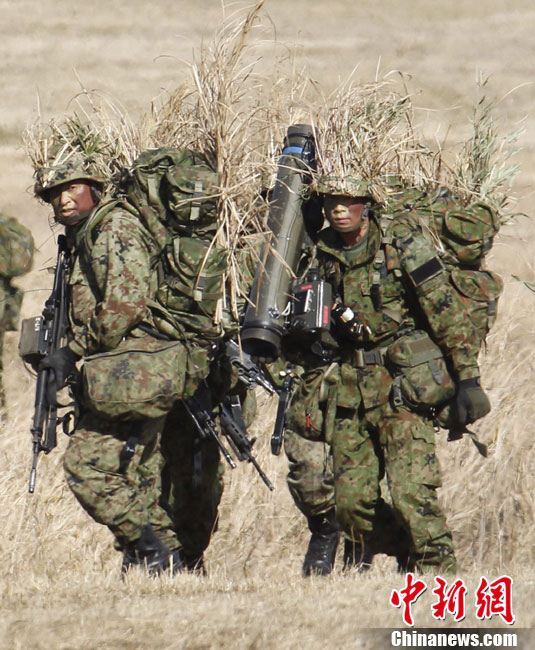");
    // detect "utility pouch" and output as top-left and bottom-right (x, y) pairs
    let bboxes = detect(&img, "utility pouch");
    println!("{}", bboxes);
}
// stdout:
(155, 236), (226, 341)
(386, 329), (455, 410)
(82, 337), (188, 420)
(441, 203), (500, 265)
